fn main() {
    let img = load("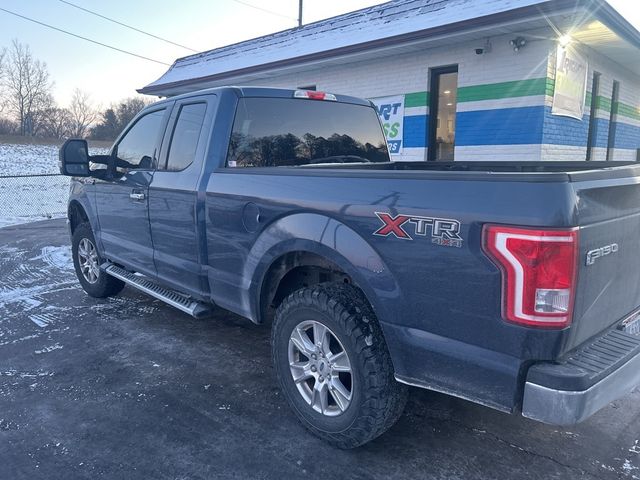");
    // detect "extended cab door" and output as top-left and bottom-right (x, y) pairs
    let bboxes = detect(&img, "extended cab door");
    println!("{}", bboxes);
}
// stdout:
(148, 95), (216, 297)
(94, 106), (170, 276)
